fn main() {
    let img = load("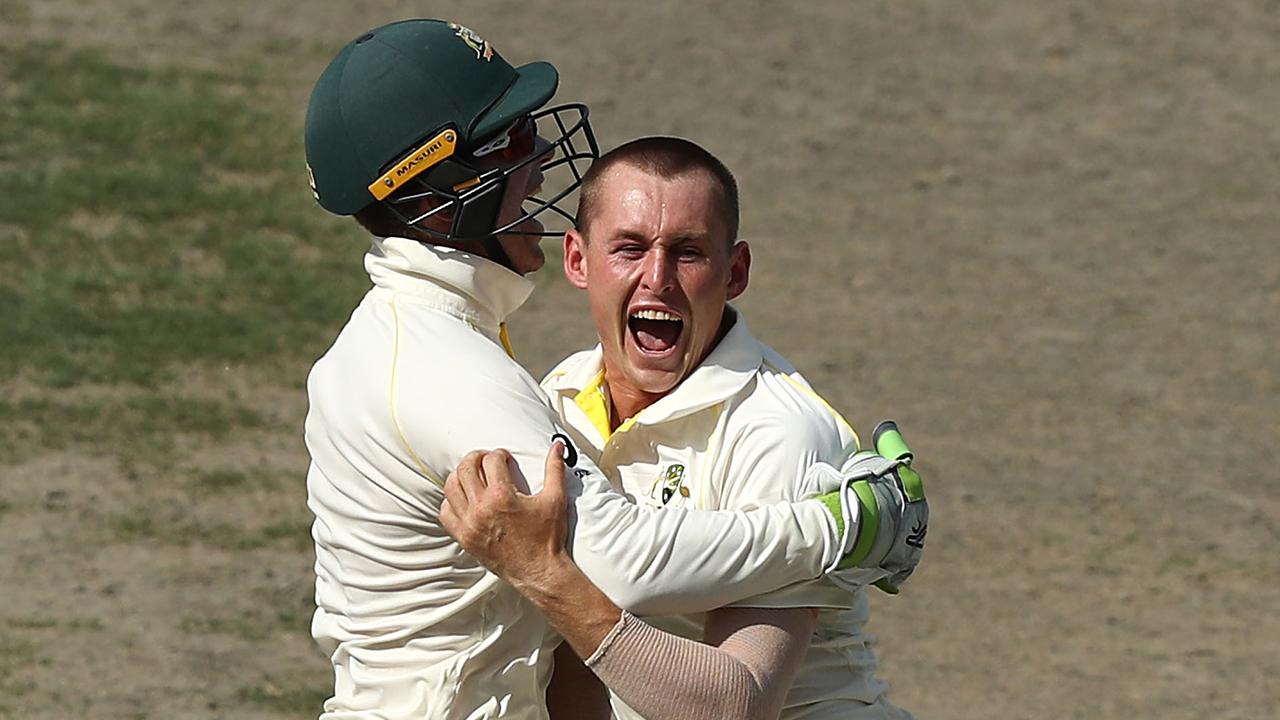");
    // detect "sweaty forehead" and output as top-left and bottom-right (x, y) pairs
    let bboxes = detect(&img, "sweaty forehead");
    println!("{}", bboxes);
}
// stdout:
(595, 165), (724, 239)
(616, 182), (658, 216)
